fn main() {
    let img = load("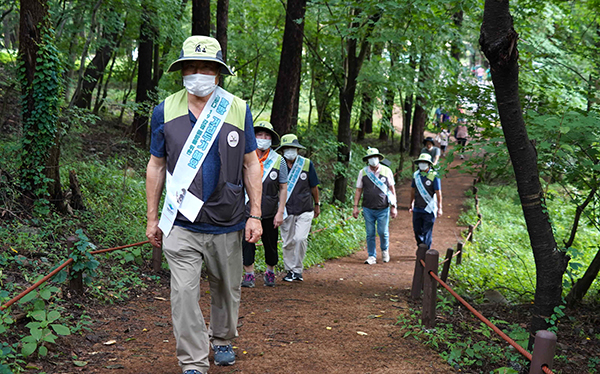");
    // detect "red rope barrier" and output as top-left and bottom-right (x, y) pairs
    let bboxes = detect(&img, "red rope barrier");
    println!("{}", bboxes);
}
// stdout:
(0, 240), (151, 311)
(419, 258), (556, 373)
